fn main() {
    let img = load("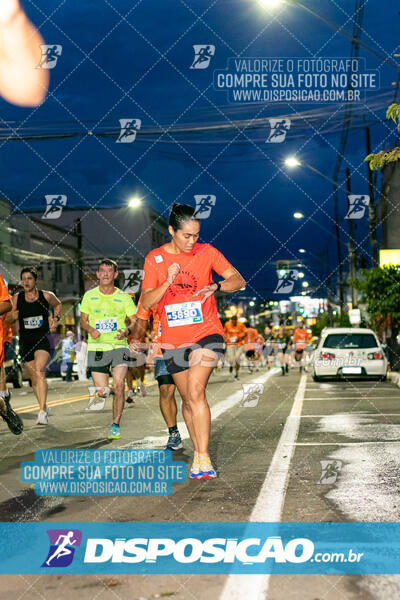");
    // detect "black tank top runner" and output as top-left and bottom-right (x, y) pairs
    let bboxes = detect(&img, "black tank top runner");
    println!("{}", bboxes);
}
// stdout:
(17, 290), (50, 341)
